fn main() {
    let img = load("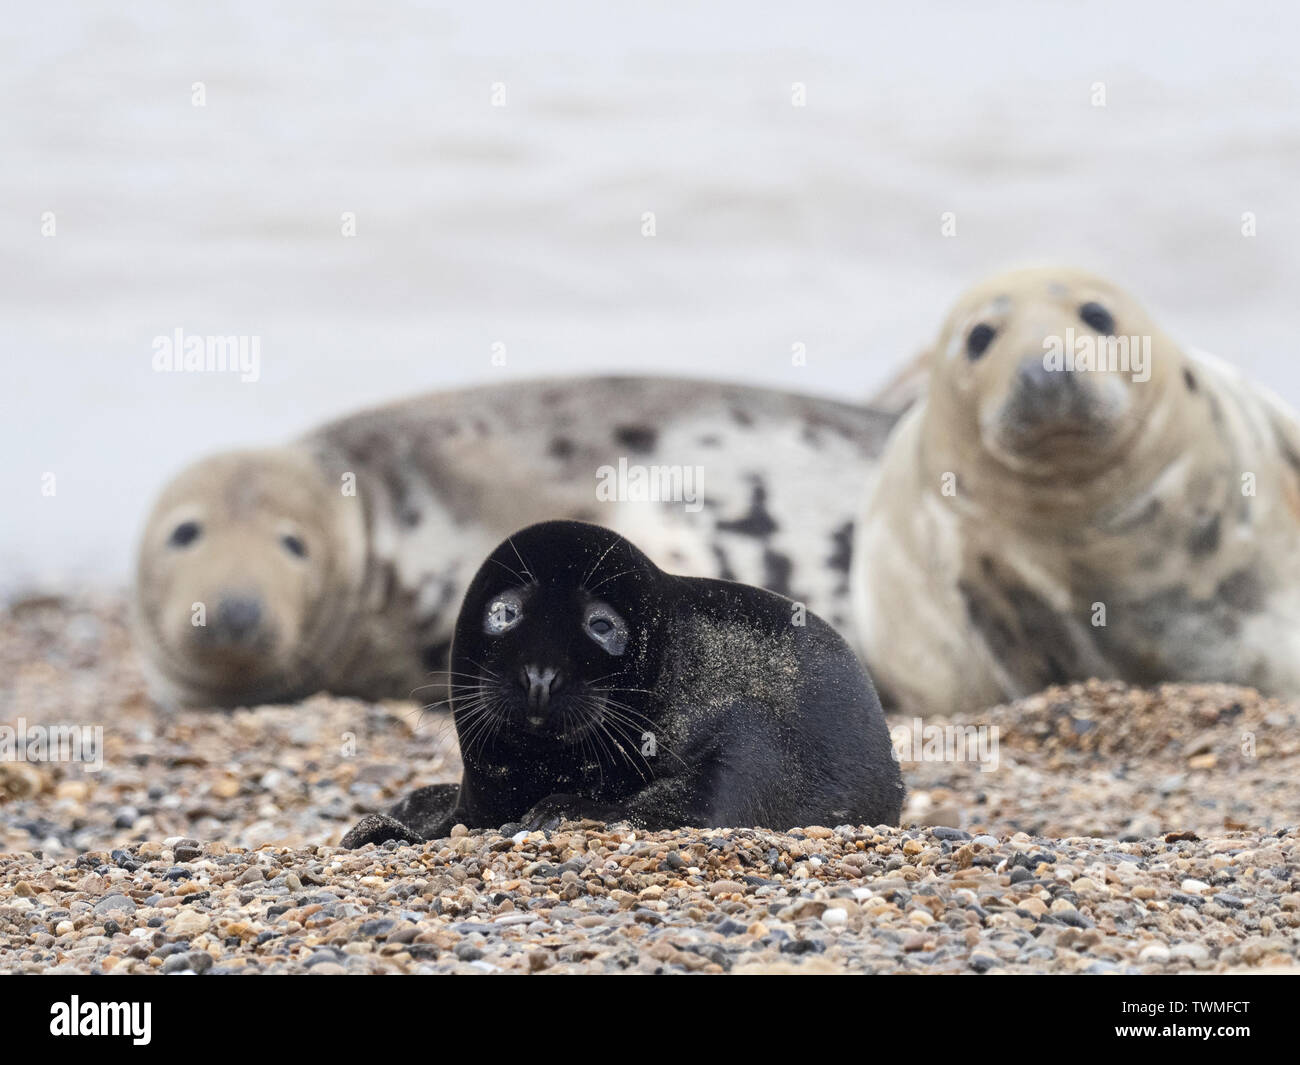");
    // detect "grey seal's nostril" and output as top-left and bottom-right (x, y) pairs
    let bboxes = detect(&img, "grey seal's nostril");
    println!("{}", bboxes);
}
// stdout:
(216, 595), (263, 640)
